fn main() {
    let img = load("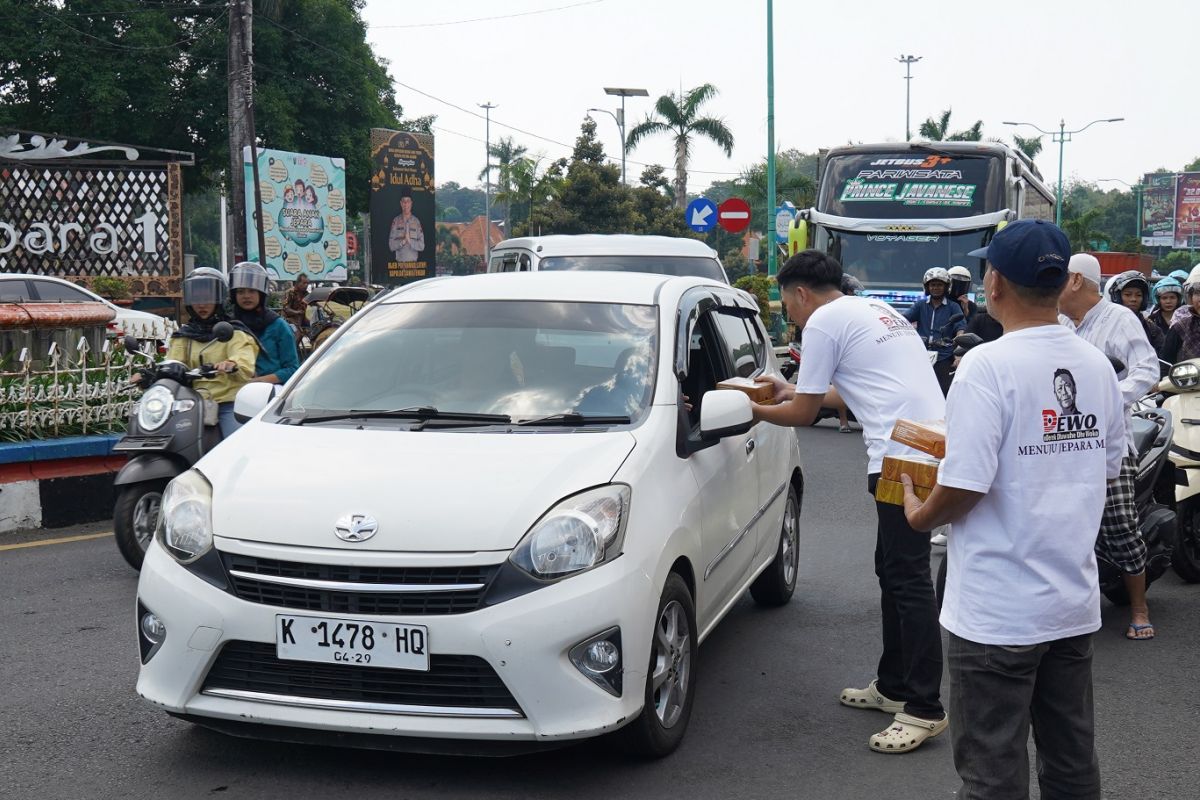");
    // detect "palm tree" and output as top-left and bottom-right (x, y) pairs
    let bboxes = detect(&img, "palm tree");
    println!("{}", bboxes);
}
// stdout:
(479, 137), (528, 234)
(625, 83), (734, 209)
(918, 108), (984, 142)
(1012, 134), (1044, 160)
(1061, 208), (1106, 253)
